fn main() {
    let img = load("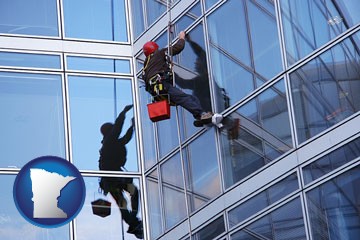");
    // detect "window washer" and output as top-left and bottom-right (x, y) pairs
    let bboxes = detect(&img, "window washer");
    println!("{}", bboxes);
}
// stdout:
(142, 30), (213, 127)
